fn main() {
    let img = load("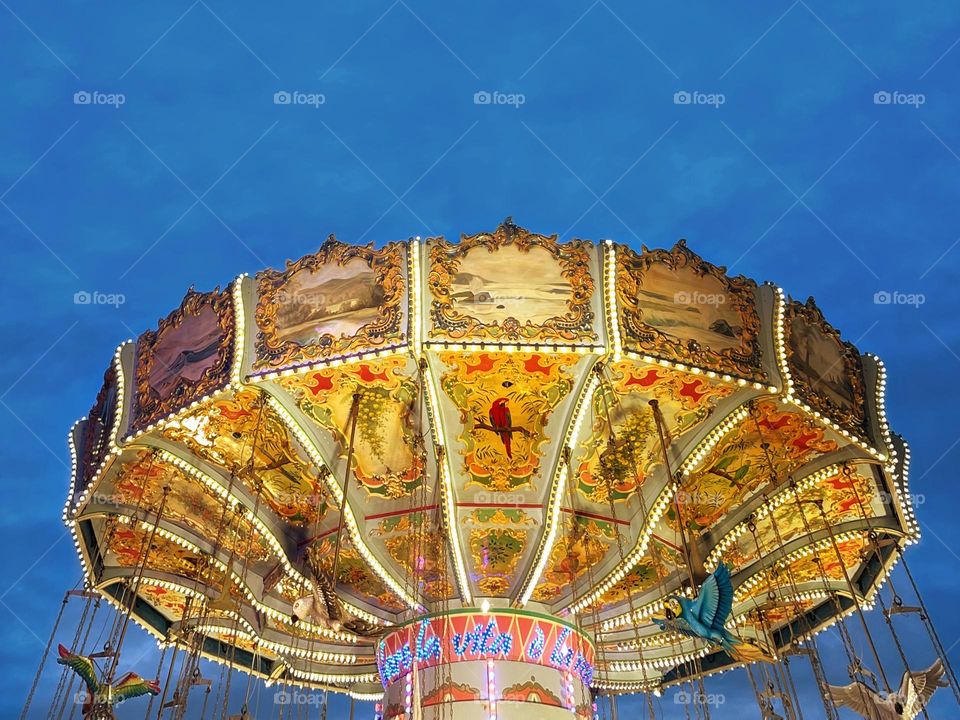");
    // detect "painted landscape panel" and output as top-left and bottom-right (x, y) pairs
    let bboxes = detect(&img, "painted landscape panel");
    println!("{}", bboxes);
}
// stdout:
(273, 257), (385, 344)
(636, 262), (744, 353)
(147, 305), (223, 401)
(448, 244), (569, 325)
(787, 314), (858, 414)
